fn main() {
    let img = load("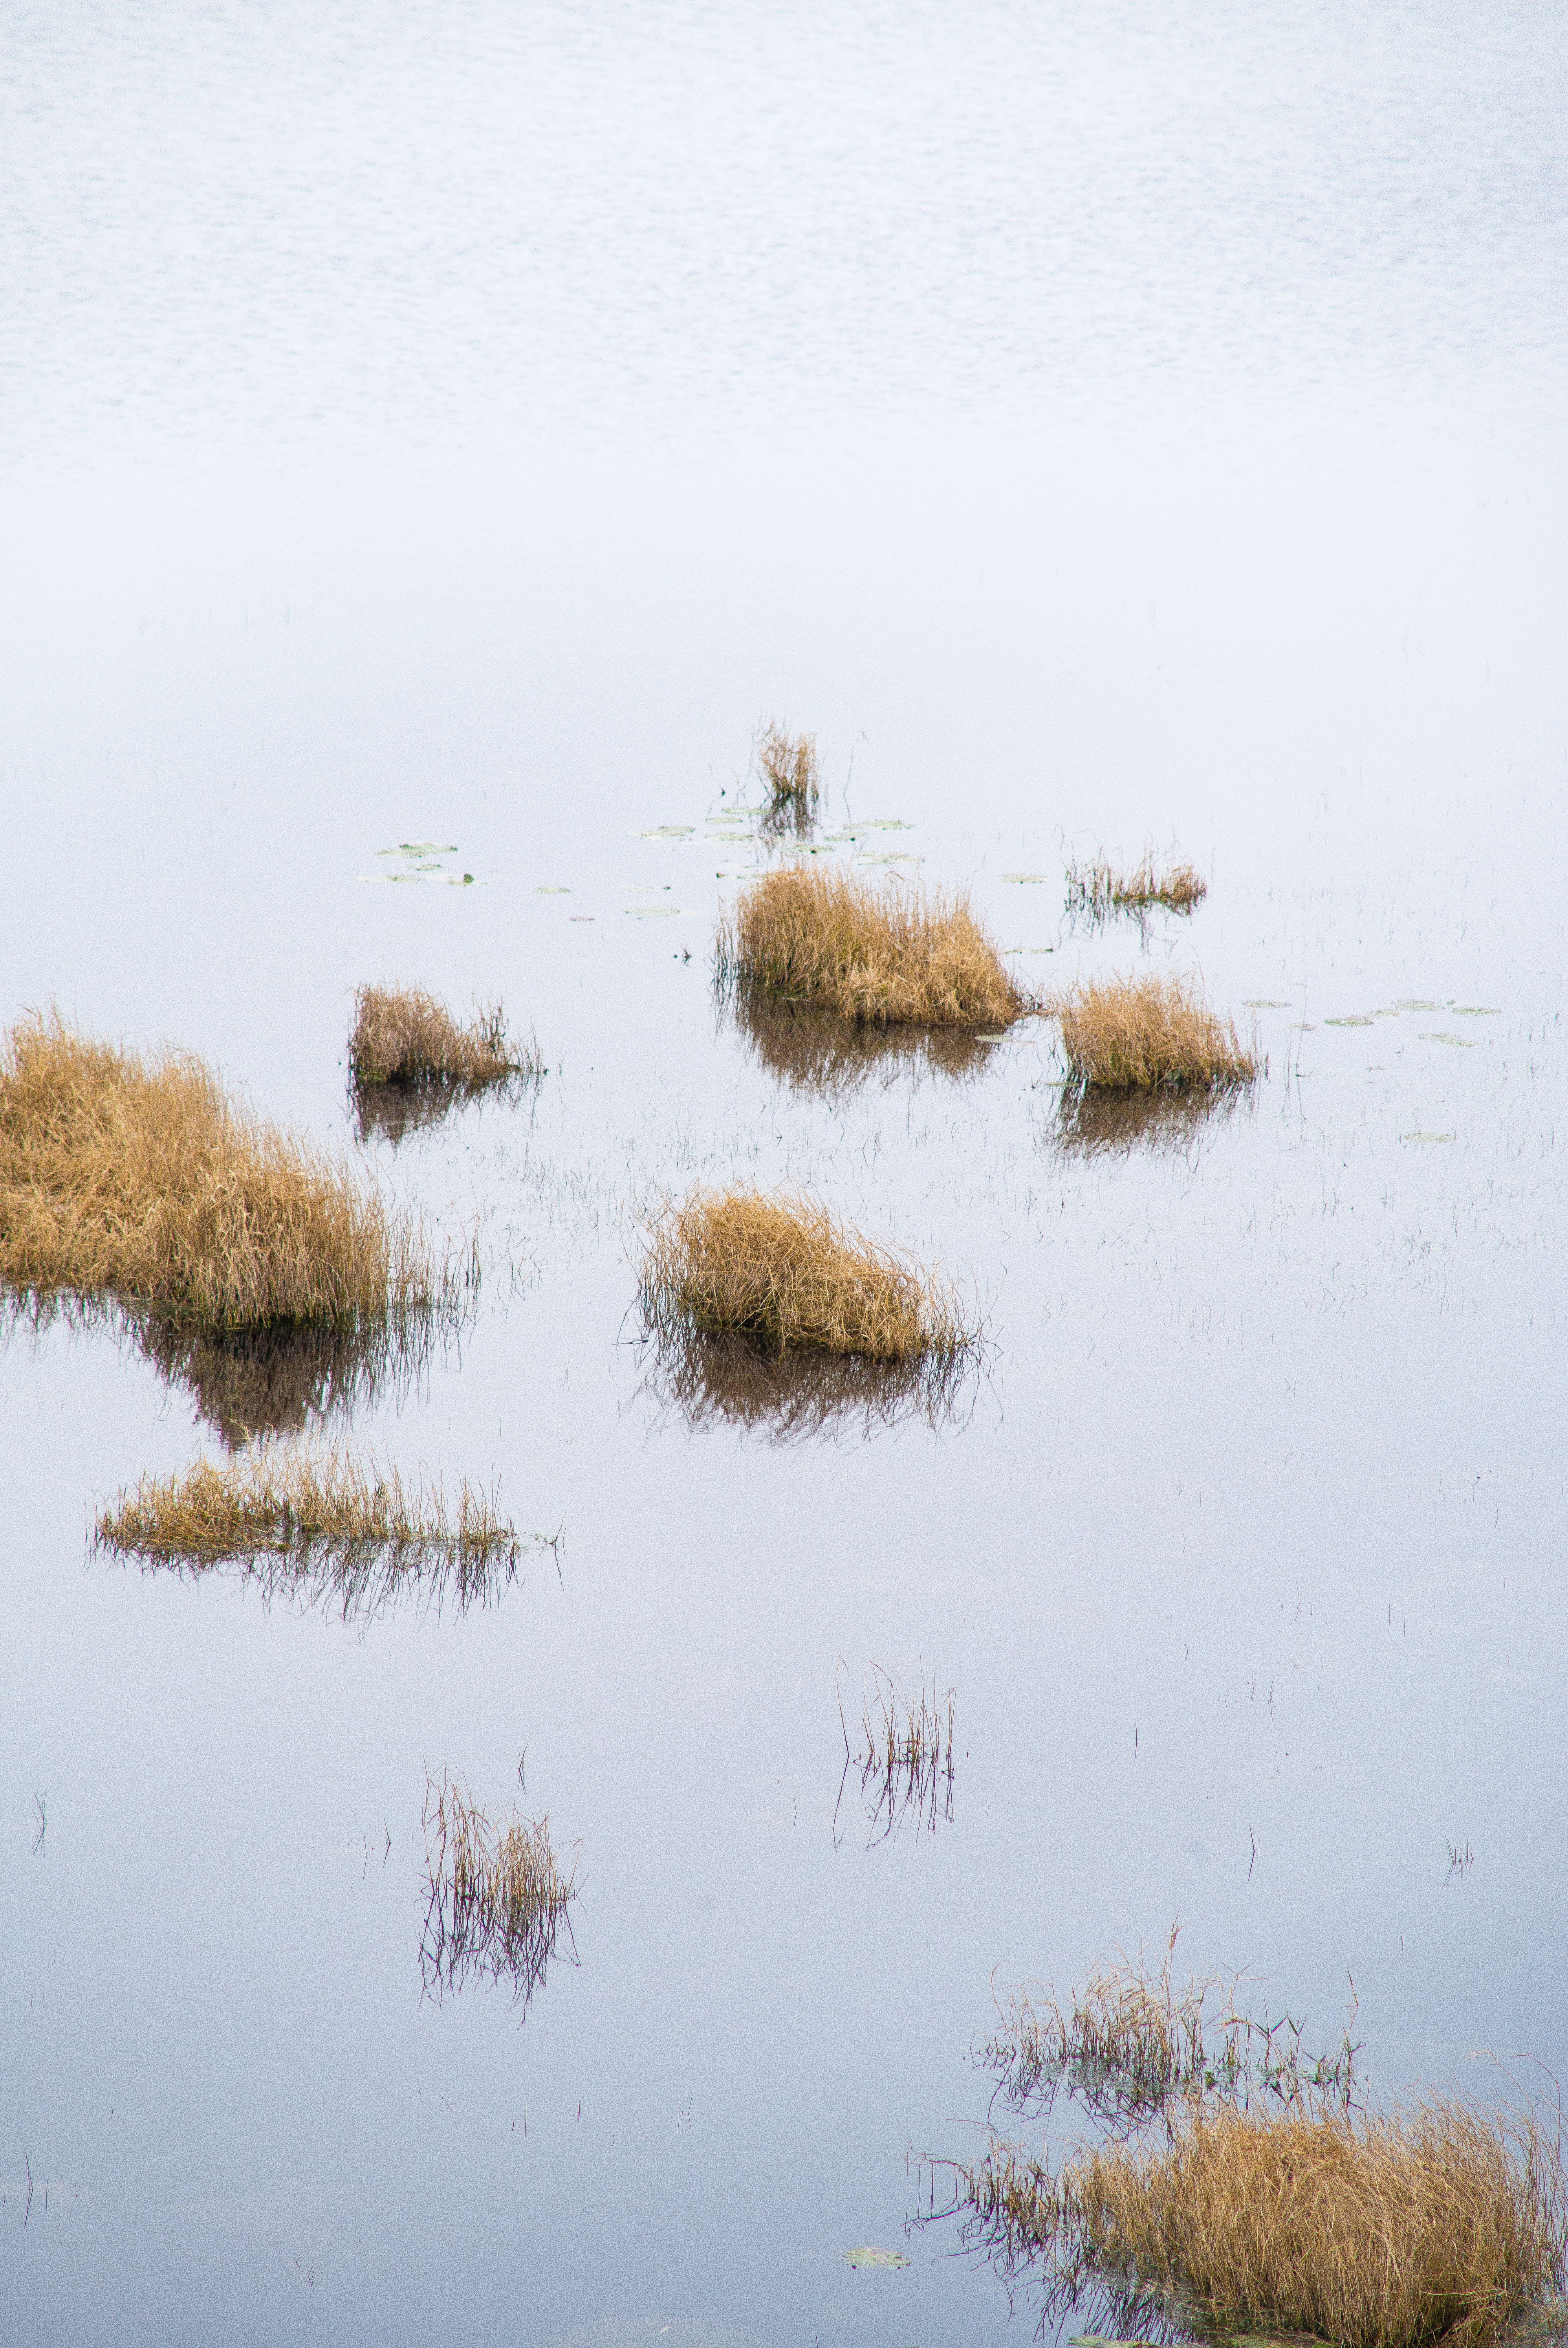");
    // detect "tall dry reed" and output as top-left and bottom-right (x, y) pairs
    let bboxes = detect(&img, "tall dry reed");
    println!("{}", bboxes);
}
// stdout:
(348, 985), (540, 1091)
(754, 719), (821, 835)
(1068, 853), (1208, 915)
(718, 864), (1028, 1029)
(0, 1010), (430, 1324)
(1051, 973), (1257, 1090)
(639, 1187), (969, 1363)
